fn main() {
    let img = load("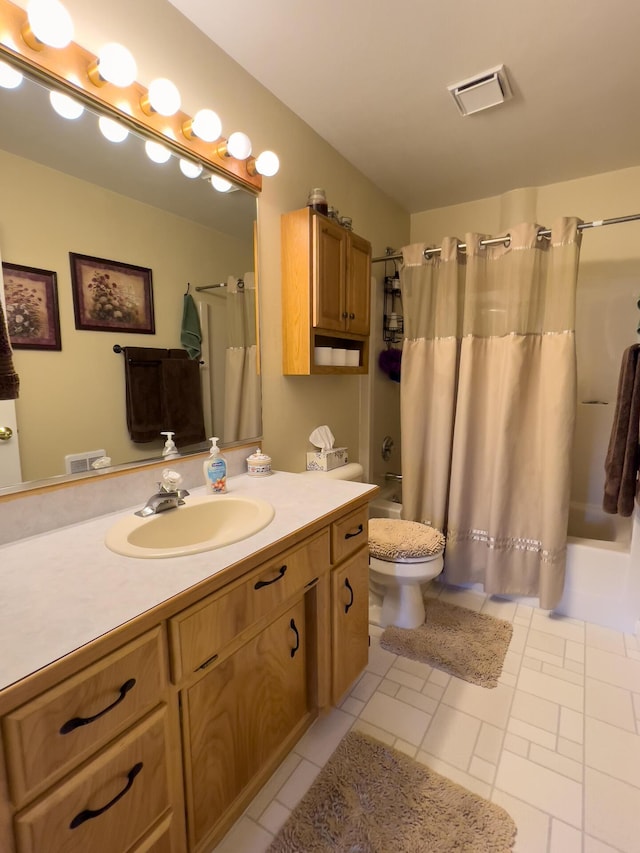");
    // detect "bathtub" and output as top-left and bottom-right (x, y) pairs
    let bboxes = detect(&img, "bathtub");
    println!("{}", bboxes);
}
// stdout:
(369, 489), (640, 633)
(561, 501), (639, 633)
